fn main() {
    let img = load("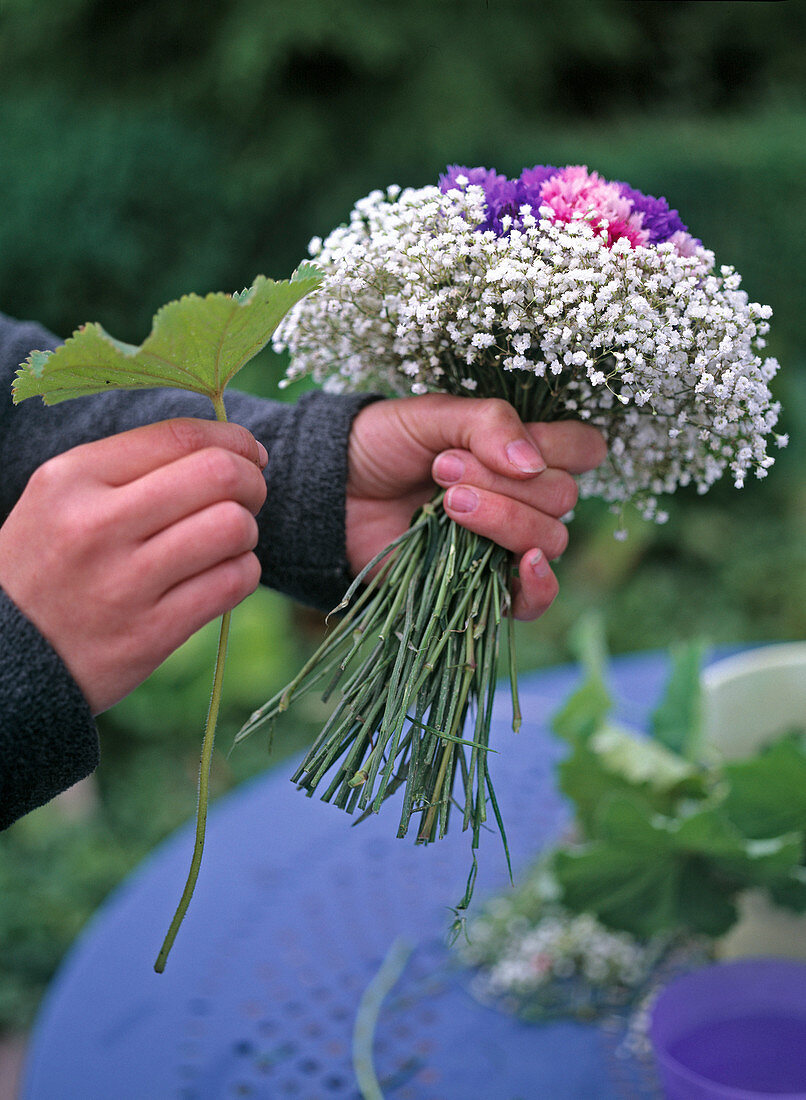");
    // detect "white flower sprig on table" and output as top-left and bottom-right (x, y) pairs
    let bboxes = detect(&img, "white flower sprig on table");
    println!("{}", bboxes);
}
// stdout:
(237, 165), (783, 925)
(455, 865), (680, 1021)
